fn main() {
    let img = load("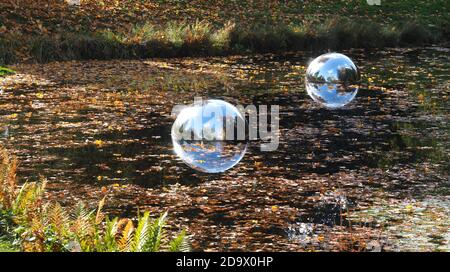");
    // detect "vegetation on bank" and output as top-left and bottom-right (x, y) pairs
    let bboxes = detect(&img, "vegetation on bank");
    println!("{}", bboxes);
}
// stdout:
(1, 19), (446, 65)
(0, 66), (15, 76)
(0, 147), (189, 252)
(0, 0), (449, 64)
